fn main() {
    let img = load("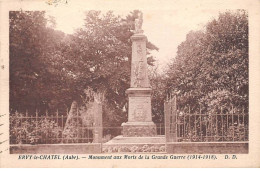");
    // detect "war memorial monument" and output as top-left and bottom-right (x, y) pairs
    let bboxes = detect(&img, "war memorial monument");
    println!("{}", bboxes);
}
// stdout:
(103, 12), (166, 153)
